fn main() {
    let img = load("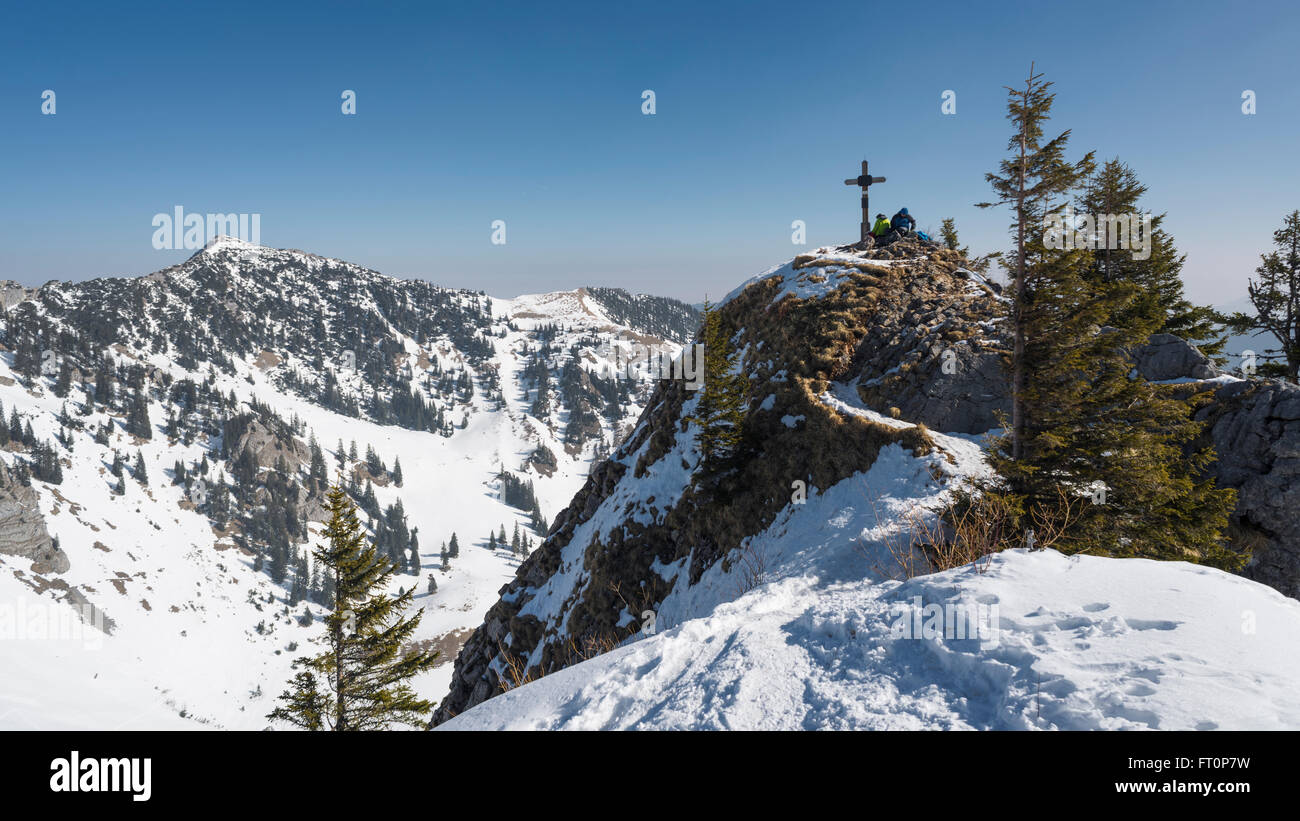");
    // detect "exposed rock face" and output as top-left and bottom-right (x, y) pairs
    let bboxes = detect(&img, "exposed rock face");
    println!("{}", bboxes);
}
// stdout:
(832, 248), (1012, 435)
(433, 239), (956, 725)
(1134, 333), (1222, 381)
(0, 280), (38, 310)
(0, 461), (65, 574)
(1197, 379), (1300, 598)
(232, 417), (309, 471)
(526, 445), (558, 477)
